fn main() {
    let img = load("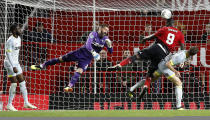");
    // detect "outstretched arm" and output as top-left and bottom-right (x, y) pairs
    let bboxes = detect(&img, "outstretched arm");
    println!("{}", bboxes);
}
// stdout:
(140, 33), (157, 44)
(104, 38), (113, 54)
(166, 60), (181, 78)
